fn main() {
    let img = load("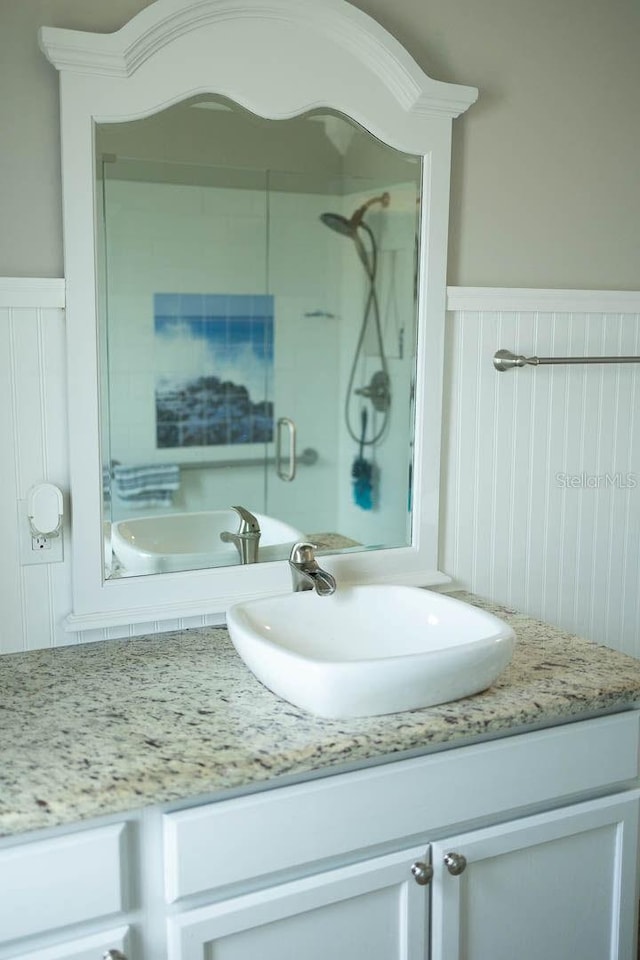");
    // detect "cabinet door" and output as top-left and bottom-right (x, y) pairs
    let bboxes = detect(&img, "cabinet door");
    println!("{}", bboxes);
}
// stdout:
(431, 791), (640, 960)
(167, 845), (429, 960)
(5, 925), (130, 960)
